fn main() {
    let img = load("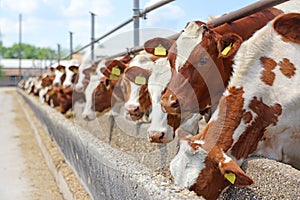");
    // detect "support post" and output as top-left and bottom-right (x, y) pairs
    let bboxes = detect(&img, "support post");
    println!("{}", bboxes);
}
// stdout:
(69, 31), (73, 60)
(133, 0), (140, 47)
(90, 12), (96, 61)
(57, 44), (61, 65)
